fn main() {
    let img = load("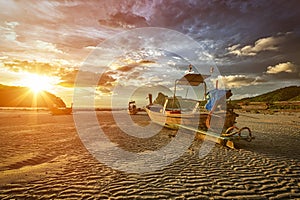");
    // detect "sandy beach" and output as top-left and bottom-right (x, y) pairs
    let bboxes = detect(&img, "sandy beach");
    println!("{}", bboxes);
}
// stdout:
(0, 110), (299, 199)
